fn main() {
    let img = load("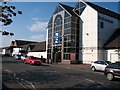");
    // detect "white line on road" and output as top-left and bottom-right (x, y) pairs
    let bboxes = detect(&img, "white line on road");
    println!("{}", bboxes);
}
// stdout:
(30, 82), (36, 90)
(16, 80), (28, 89)
(83, 78), (95, 83)
(4, 69), (36, 90)
(82, 78), (111, 87)
(4, 69), (12, 73)
(13, 73), (16, 77)
(21, 78), (24, 81)
(16, 77), (20, 80)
